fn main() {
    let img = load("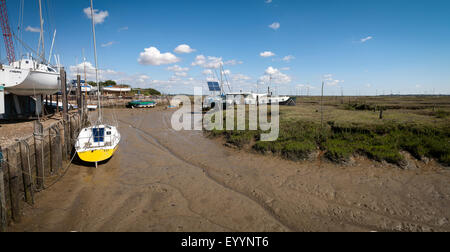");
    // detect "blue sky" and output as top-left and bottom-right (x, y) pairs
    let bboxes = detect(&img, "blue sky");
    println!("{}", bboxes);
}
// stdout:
(4, 0), (450, 95)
